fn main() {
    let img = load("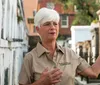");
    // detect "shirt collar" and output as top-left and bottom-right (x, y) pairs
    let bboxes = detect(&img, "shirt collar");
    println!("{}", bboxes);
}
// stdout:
(56, 43), (64, 54)
(36, 42), (64, 57)
(36, 42), (49, 57)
